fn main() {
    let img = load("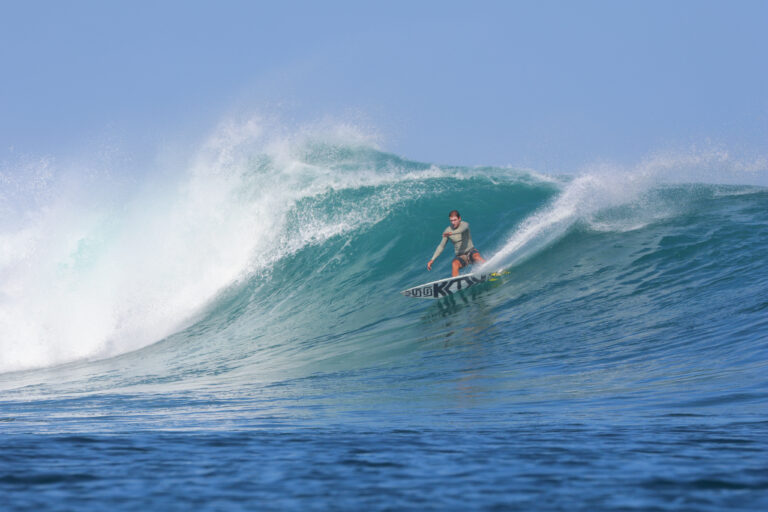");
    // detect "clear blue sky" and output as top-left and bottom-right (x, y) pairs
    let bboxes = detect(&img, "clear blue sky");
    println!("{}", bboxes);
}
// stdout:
(1, 0), (766, 171)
